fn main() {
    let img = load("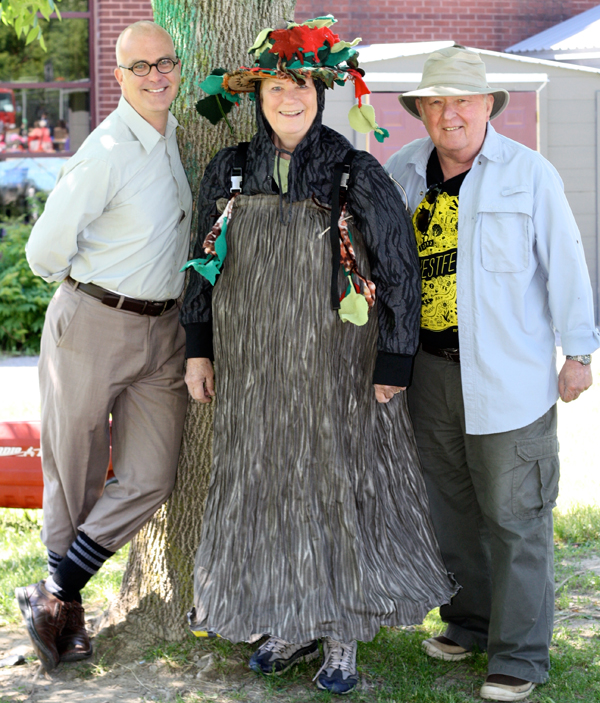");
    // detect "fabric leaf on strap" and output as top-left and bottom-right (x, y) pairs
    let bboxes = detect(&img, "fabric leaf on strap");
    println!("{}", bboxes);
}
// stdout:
(181, 195), (237, 285)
